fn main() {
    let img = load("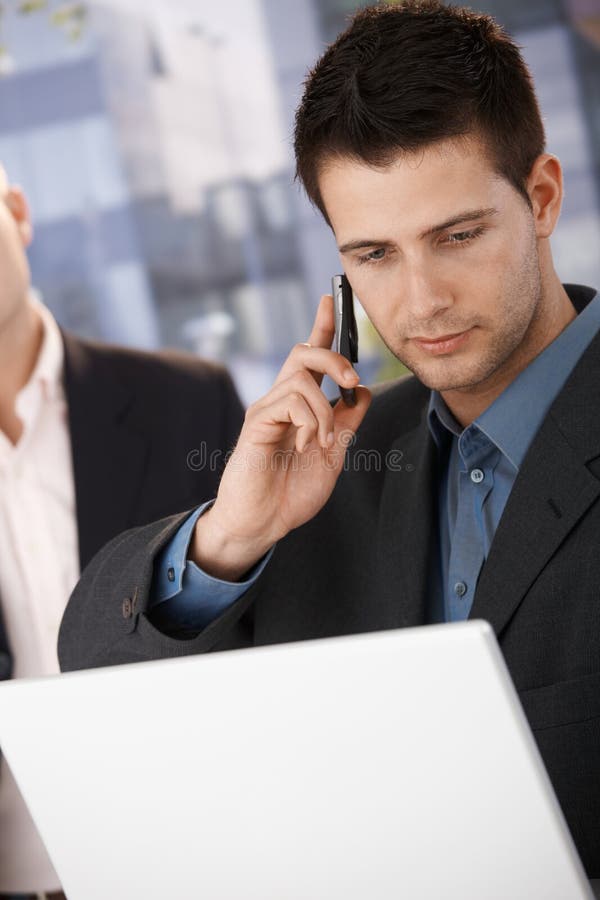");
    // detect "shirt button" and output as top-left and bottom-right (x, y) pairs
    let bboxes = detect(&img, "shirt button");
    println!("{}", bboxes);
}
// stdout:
(167, 567), (175, 582)
(454, 581), (467, 597)
(470, 468), (484, 484)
